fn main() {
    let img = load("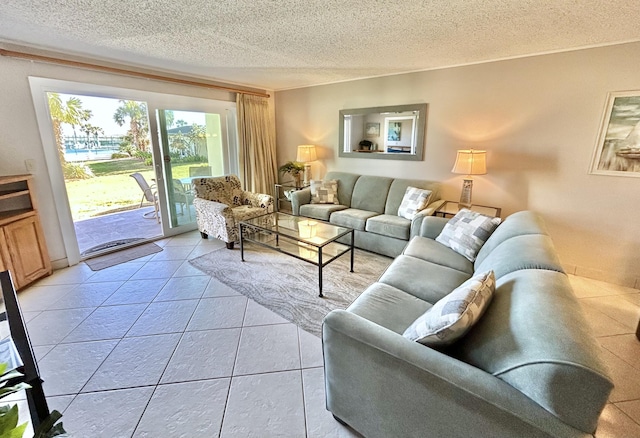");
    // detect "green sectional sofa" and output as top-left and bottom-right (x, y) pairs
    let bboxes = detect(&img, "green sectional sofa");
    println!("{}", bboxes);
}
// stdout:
(290, 172), (443, 257)
(323, 211), (613, 438)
